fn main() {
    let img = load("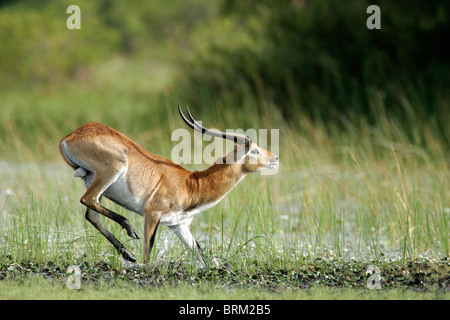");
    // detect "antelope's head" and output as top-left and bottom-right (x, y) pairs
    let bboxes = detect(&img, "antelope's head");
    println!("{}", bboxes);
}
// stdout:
(178, 105), (279, 173)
